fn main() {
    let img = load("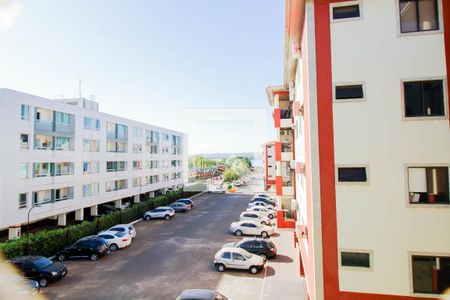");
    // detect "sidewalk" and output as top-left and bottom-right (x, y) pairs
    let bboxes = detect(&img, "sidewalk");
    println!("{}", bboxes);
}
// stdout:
(260, 229), (307, 300)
